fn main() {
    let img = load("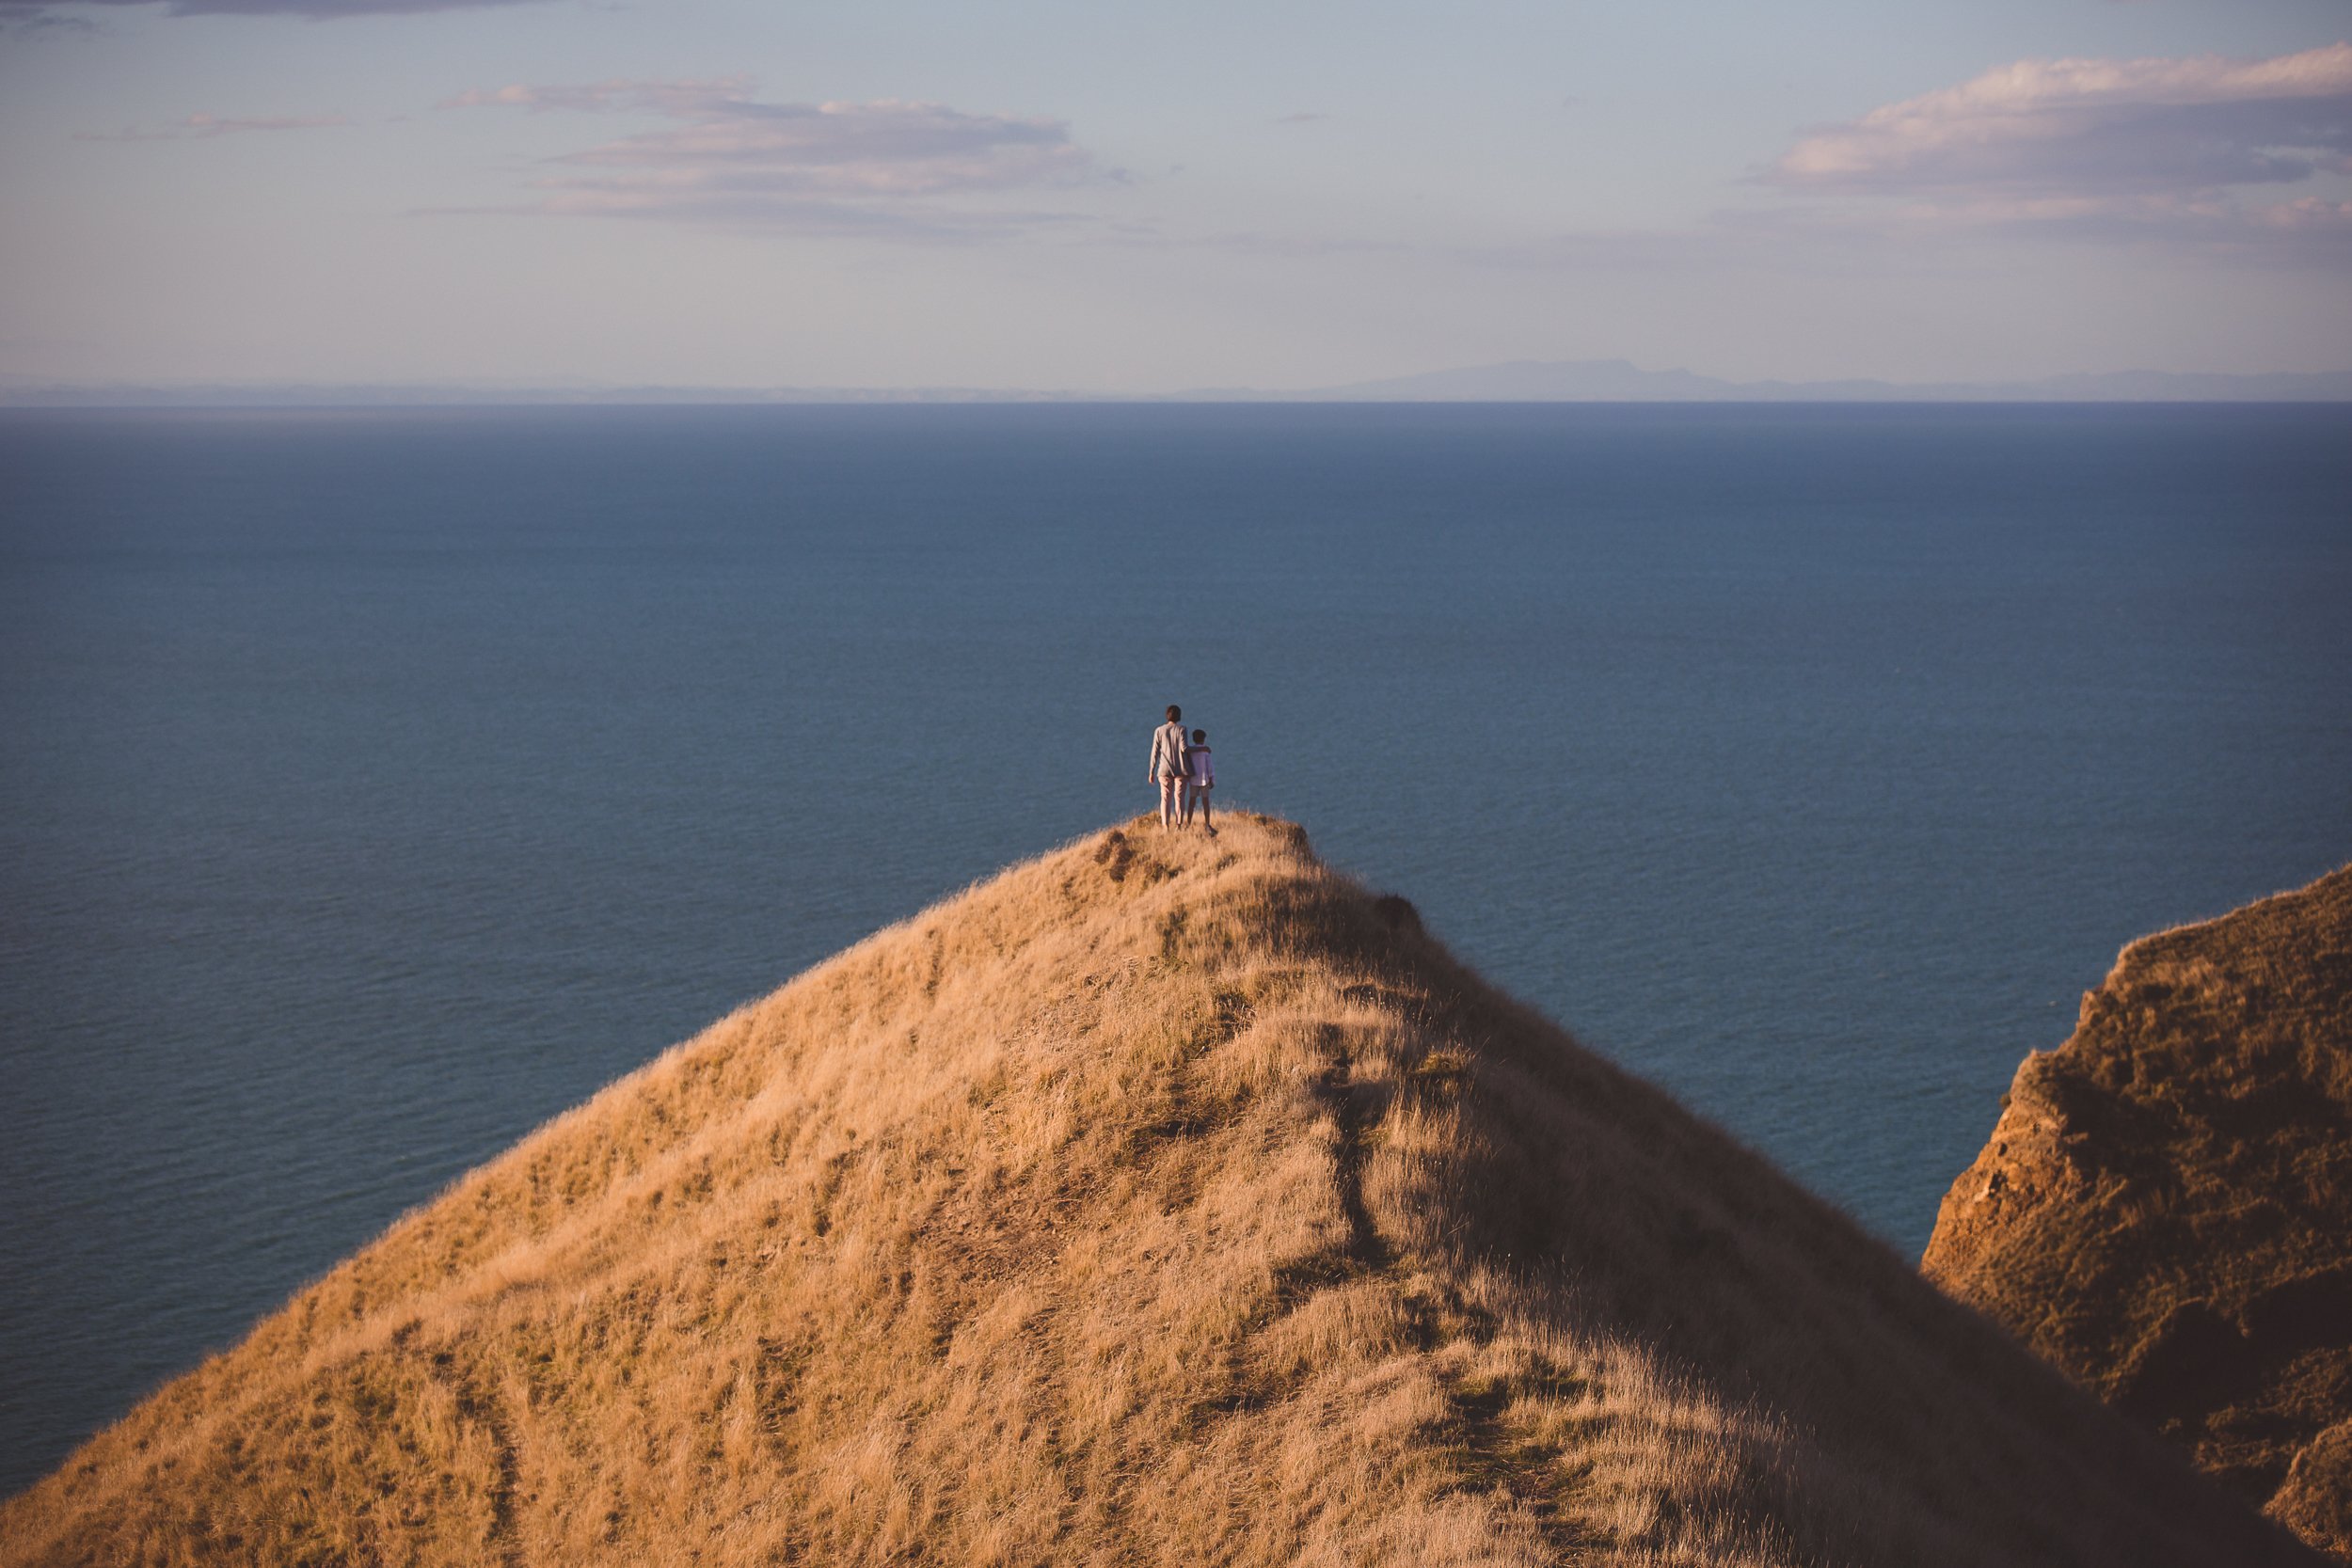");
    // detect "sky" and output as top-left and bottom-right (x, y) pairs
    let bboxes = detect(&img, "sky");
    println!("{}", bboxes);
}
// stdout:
(1, 0), (2348, 391)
